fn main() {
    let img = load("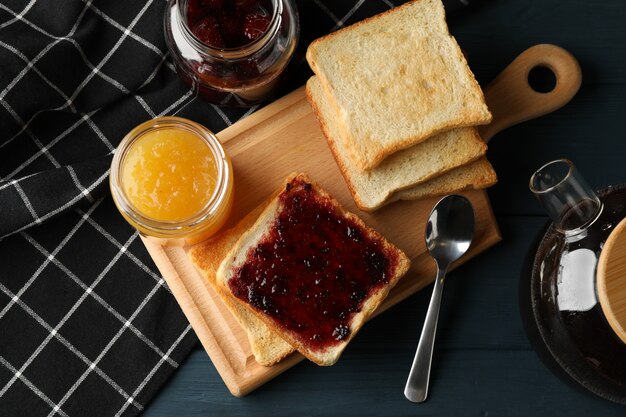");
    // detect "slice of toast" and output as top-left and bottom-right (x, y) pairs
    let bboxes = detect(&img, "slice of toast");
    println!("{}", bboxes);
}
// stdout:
(216, 173), (410, 366)
(306, 0), (492, 171)
(189, 204), (295, 366)
(390, 157), (497, 204)
(306, 76), (487, 211)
